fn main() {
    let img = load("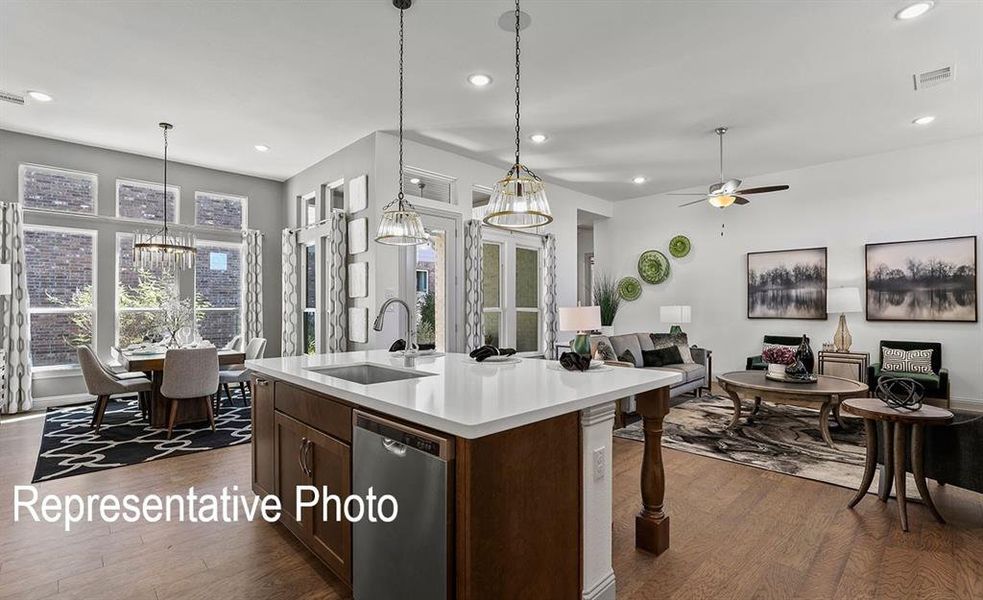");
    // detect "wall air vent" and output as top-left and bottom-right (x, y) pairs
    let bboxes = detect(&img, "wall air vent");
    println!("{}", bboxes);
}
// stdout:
(0, 90), (25, 105)
(913, 66), (954, 90)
